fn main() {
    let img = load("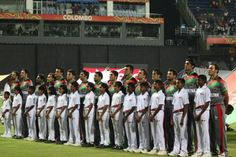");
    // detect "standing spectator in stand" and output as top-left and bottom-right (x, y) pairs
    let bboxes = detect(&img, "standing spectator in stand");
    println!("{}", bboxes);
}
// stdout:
(207, 64), (228, 157)
(110, 81), (124, 149)
(1, 91), (12, 138)
(20, 69), (33, 138)
(191, 75), (211, 157)
(123, 83), (137, 152)
(83, 82), (95, 146)
(149, 80), (167, 155)
(24, 86), (37, 141)
(164, 69), (178, 153)
(135, 82), (150, 153)
(182, 58), (198, 154)
(169, 78), (189, 157)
